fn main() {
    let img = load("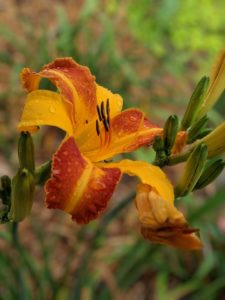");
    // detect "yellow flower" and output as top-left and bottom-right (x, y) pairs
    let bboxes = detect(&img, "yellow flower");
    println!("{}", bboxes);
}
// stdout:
(18, 58), (201, 249)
